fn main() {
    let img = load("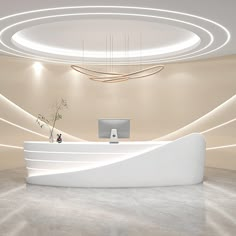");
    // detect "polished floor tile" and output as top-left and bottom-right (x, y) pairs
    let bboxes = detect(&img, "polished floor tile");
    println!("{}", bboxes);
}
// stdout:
(0, 168), (236, 236)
